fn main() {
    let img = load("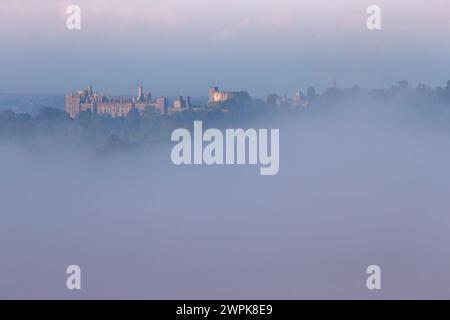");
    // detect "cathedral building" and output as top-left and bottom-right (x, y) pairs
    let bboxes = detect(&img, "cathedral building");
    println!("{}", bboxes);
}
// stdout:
(66, 85), (168, 118)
